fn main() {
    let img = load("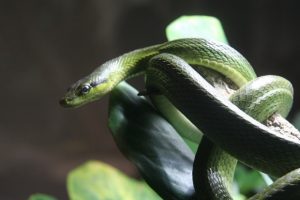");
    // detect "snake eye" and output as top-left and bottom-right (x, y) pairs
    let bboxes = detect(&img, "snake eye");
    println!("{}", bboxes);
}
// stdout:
(78, 85), (91, 95)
